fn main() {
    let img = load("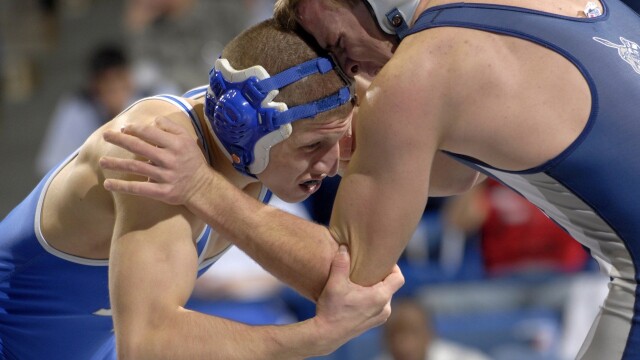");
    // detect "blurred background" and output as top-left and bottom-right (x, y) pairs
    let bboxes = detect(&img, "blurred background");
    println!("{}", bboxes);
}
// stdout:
(2, 1), (638, 359)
